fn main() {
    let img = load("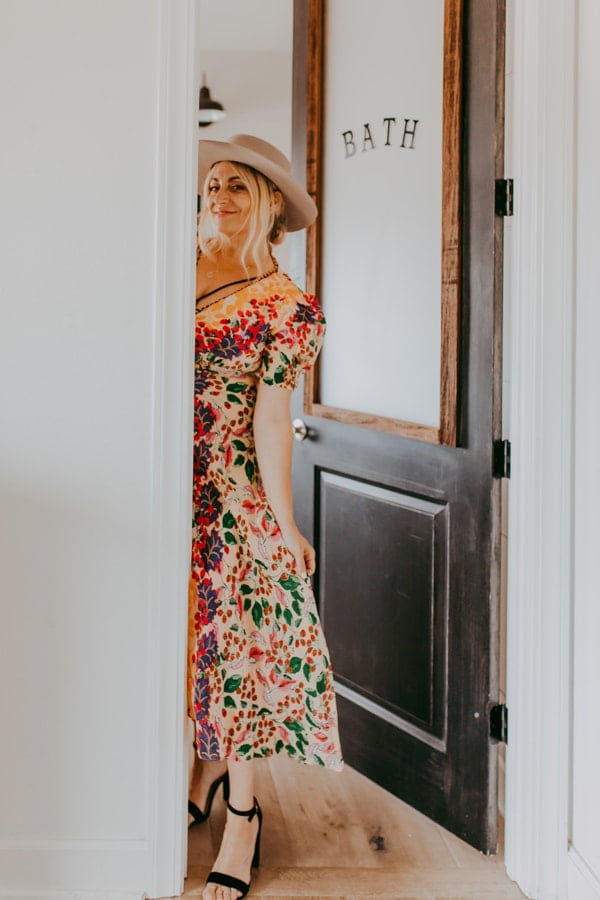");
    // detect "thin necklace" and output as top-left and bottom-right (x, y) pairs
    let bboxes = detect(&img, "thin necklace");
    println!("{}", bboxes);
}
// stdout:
(196, 261), (279, 313)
